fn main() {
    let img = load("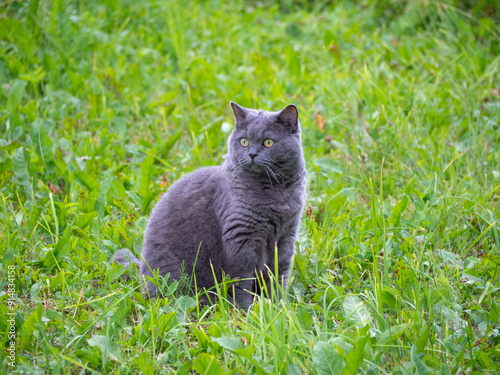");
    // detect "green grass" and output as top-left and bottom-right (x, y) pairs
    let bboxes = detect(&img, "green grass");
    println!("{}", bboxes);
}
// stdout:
(1, 0), (500, 373)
